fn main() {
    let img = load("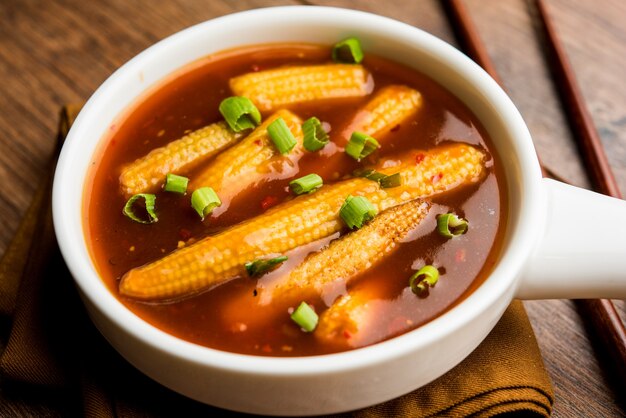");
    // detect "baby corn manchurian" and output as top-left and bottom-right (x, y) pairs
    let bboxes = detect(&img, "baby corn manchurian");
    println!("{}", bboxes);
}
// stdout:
(259, 200), (430, 305)
(119, 121), (243, 196)
(336, 85), (423, 145)
(315, 289), (381, 348)
(119, 143), (486, 301)
(229, 64), (373, 112)
(189, 110), (303, 201)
